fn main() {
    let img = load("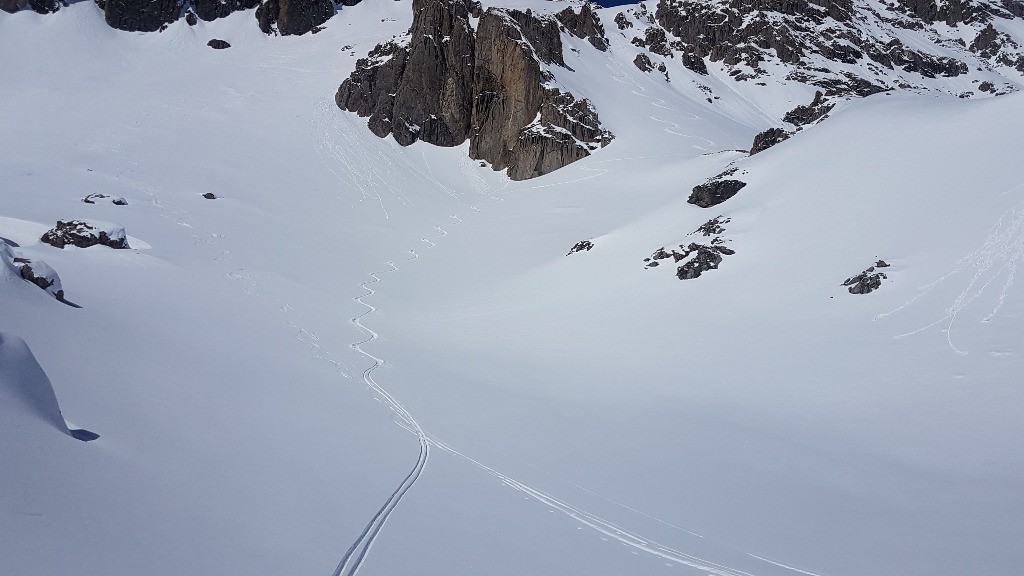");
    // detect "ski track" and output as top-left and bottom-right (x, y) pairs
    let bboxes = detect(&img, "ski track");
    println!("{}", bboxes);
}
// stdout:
(606, 53), (715, 151)
(334, 174), (830, 576)
(335, 273), (431, 576)
(876, 197), (1024, 354)
(327, 53), (826, 575)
